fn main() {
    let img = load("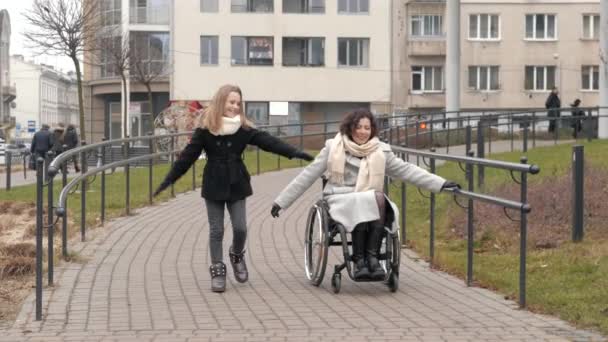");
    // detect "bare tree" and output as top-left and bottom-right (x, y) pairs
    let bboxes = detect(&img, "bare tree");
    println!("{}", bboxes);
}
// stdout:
(94, 28), (131, 138)
(129, 34), (172, 133)
(22, 0), (99, 141)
